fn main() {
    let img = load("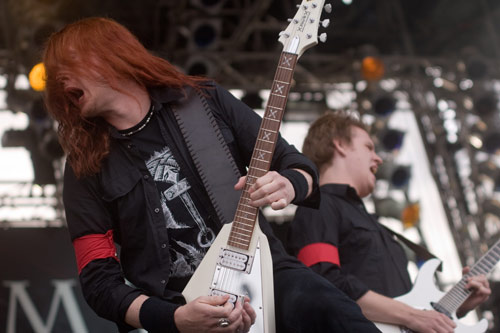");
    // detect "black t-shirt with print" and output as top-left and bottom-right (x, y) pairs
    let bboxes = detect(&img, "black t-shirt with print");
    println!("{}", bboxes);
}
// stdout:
(120, 105), (218, 292)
